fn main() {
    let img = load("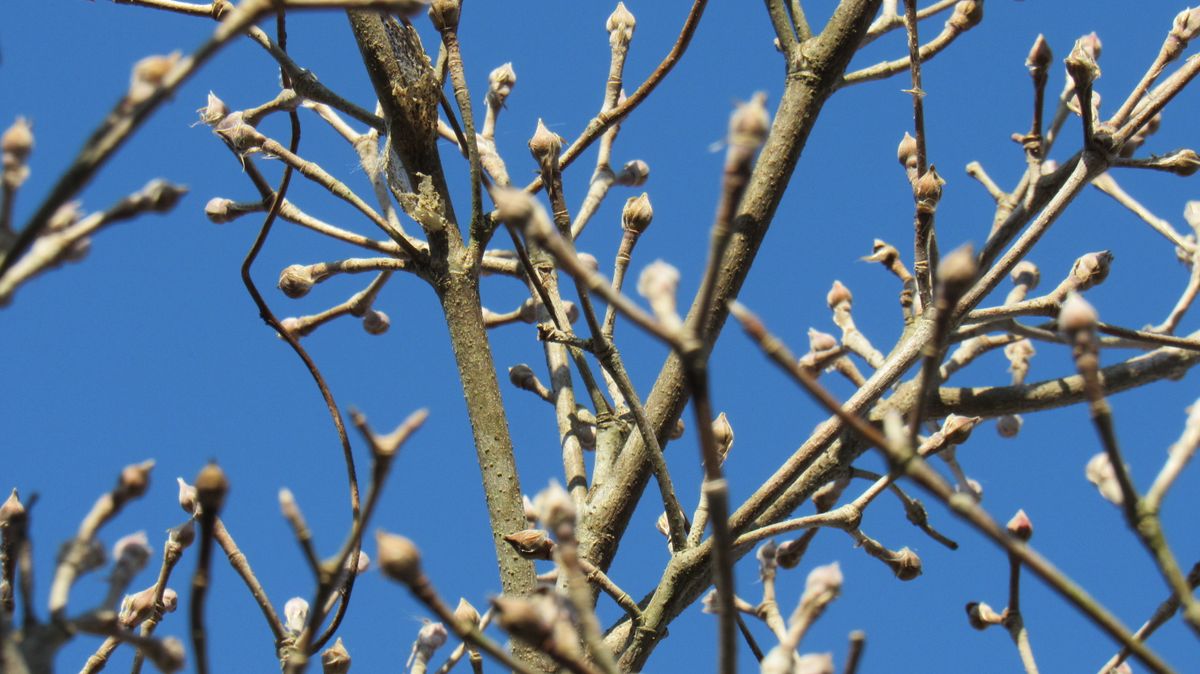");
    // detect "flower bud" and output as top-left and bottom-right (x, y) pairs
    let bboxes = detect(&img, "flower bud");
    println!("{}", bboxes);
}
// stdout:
(113, 531), (152, 568)
(284, 597), (309, 635)
(491, 595), (555, 645)
(800, 561), (843, 608)
(670, 418), (686, 440)
(996, 414), (1023, 438)
(795, 653), (836, 674)
(729, 92), (770, 153)
(0, 489), (26, 526)
(897, 132), (919, 178)
(1065, 37), (1101, 91)
(937, 243), (977, 303)
(197, 92), (228, 127)
(128, 52), (182, 107)
(1069, 251), (1112, 292)
(826, 280), (852, 308)
(278, 265), (315, 299)
(376, 529), (423, 585)
(1058, 292), (1098, 333)
(362, 309), (390, 335)
(504, 529), (555, 560)
(1085, 452), (1124, 505)
(775, 535), (811, 569)
(194, 462), (228, 516)
(947, 0), (982, 32)
(1006, 509), (1033, 541)
(214, 112), (264, 155)
(417, 621), (449, 651)
(941, 414), (980, 445)
(454, 598), (481, 627)
(807, 328), (838, 353)
(1011, 260), (1040, 290)
(171, 520), (196, 549)
(966, 601), (1003, 630)
(887, 547), (922, 581)
(637, 260), (682, 330)
(488, 63), (517, 108)
(177, 477), (198, 515)
(614, 159), (650, 186)
(533, 480), (575, 537)
(606, 2), (636, 48)
(119, 460), (155, 500)
(621, 193), (653, 234)
(528, 119), (563, 165)
(1026, 34), (1052, 71)
(1, 117), (33, 161)
(204, 197), (237, 224)
(756, 540), (778, 574)
(712, 412), (734, 465)
(321, 638), (352, 674)
(428, 0), (461, 30)
(913, 166), (945, 212)
(508, 364), (545, 396)
(576, 252), (599, 274)
(1157, 148), (1200, 176)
